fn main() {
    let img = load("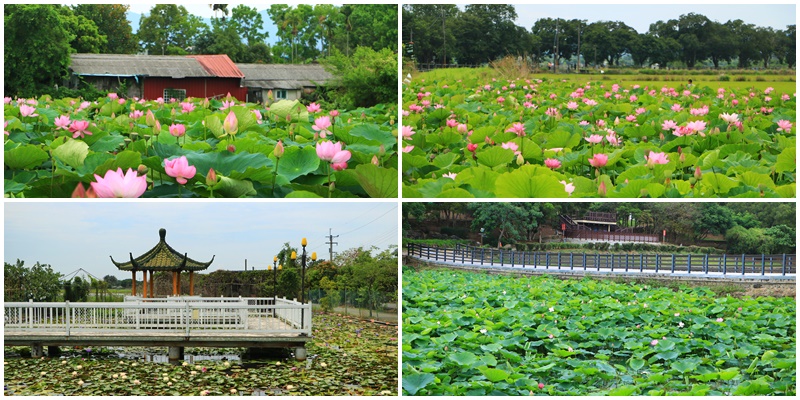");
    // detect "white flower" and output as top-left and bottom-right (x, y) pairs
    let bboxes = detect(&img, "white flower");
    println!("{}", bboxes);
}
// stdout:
(320, 362), (327, 368)
(112, 374), (118, 379)
(480, 328), (487, 334)
(133, 380), (140, 385)
(549, 307), (555, 312)
(200, 390), (209, 396)
(678, 322), (684, 328)
(276, 362), (281, 366)
(78, 380), (84, 386)
(230, 388), (237, 394)
(41, 371), (47, 376)
(61, 360), (67, 365)
(191, 371), (197, 376)
(286, 385), (295, 390)
(182, 362), (189, 367)
(568, 347), (573, 352)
